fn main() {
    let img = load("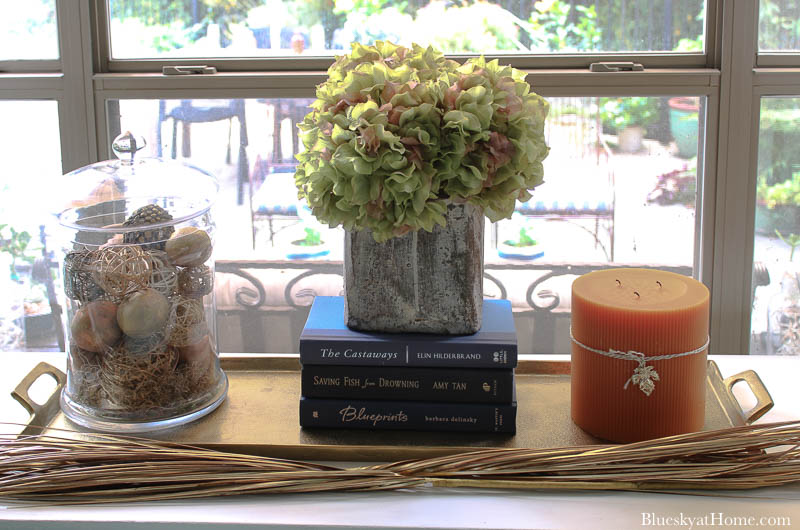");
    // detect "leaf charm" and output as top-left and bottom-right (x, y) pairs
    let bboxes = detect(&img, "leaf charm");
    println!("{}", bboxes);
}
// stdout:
(630, 364), (660, 396)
